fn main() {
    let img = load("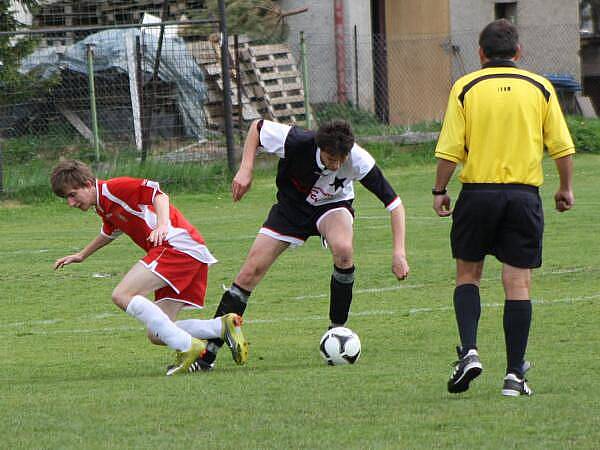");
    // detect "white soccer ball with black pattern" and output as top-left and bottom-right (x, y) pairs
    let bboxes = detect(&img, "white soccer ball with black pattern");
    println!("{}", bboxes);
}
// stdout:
(319, 327), (361, 365)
